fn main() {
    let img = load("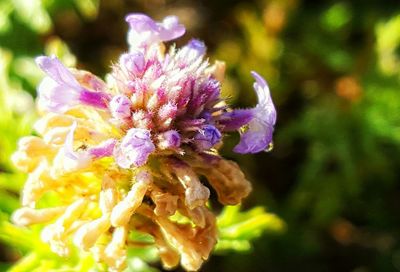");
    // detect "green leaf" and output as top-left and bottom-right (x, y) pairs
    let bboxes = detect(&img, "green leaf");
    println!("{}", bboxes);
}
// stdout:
(215, 206), (285, 253)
